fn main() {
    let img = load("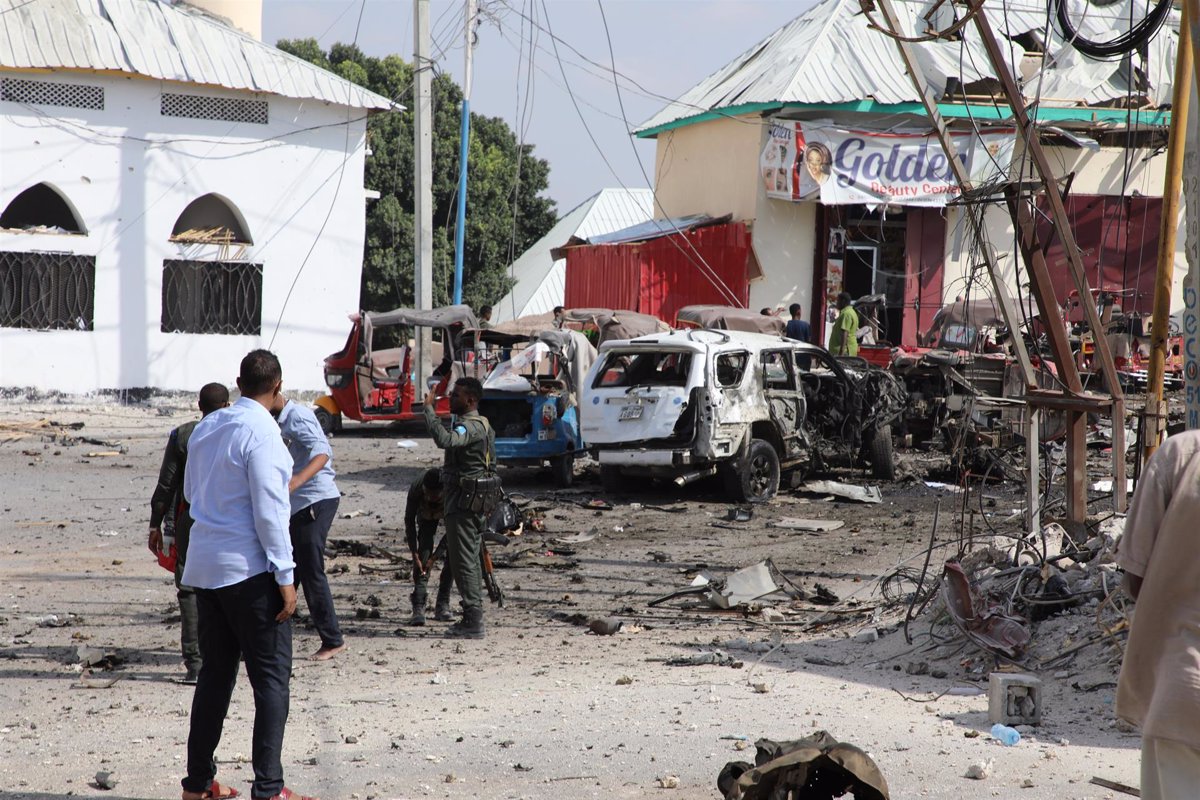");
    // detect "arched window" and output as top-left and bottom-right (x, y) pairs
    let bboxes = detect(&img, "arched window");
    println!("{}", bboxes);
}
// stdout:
(0, 183), (86, 234)
(162, 194), (260, 335)
(170, 193), (252, 245)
